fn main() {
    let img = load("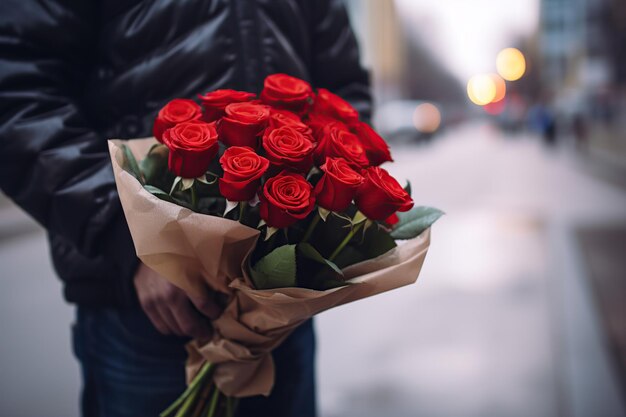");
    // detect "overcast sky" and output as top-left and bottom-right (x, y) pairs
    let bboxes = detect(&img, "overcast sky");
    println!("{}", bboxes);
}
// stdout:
(395, 0), (539, 83)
